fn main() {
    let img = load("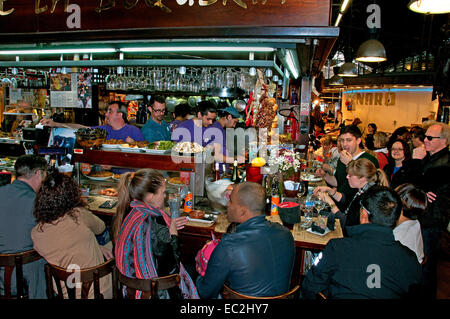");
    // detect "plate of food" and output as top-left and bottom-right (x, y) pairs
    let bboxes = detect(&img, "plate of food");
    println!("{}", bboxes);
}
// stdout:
(167, 177), (186, 186)
(300, 173), (322, 183)
(98, 188), (118, 197)
(102, 143), (121, 149)
(186, 210), (217, 225)
(118, 144), (145, 152)
(84, 171), (113, 181)
(172, 142), (204, 154)
(145, 141), (176, 154)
